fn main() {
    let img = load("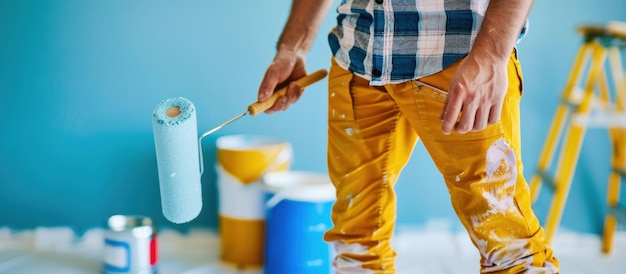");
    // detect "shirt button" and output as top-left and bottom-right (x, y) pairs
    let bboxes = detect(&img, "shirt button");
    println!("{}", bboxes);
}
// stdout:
(372, 69), (381, 77)
(375, 0), (383, 4)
